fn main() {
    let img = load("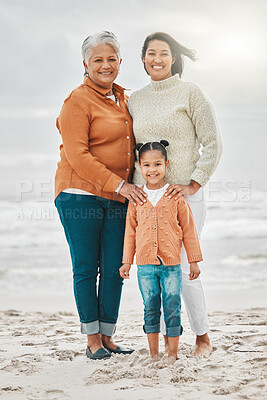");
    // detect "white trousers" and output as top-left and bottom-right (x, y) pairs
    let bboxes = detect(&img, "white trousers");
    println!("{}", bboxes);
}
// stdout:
(160, 188), (210, 336)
